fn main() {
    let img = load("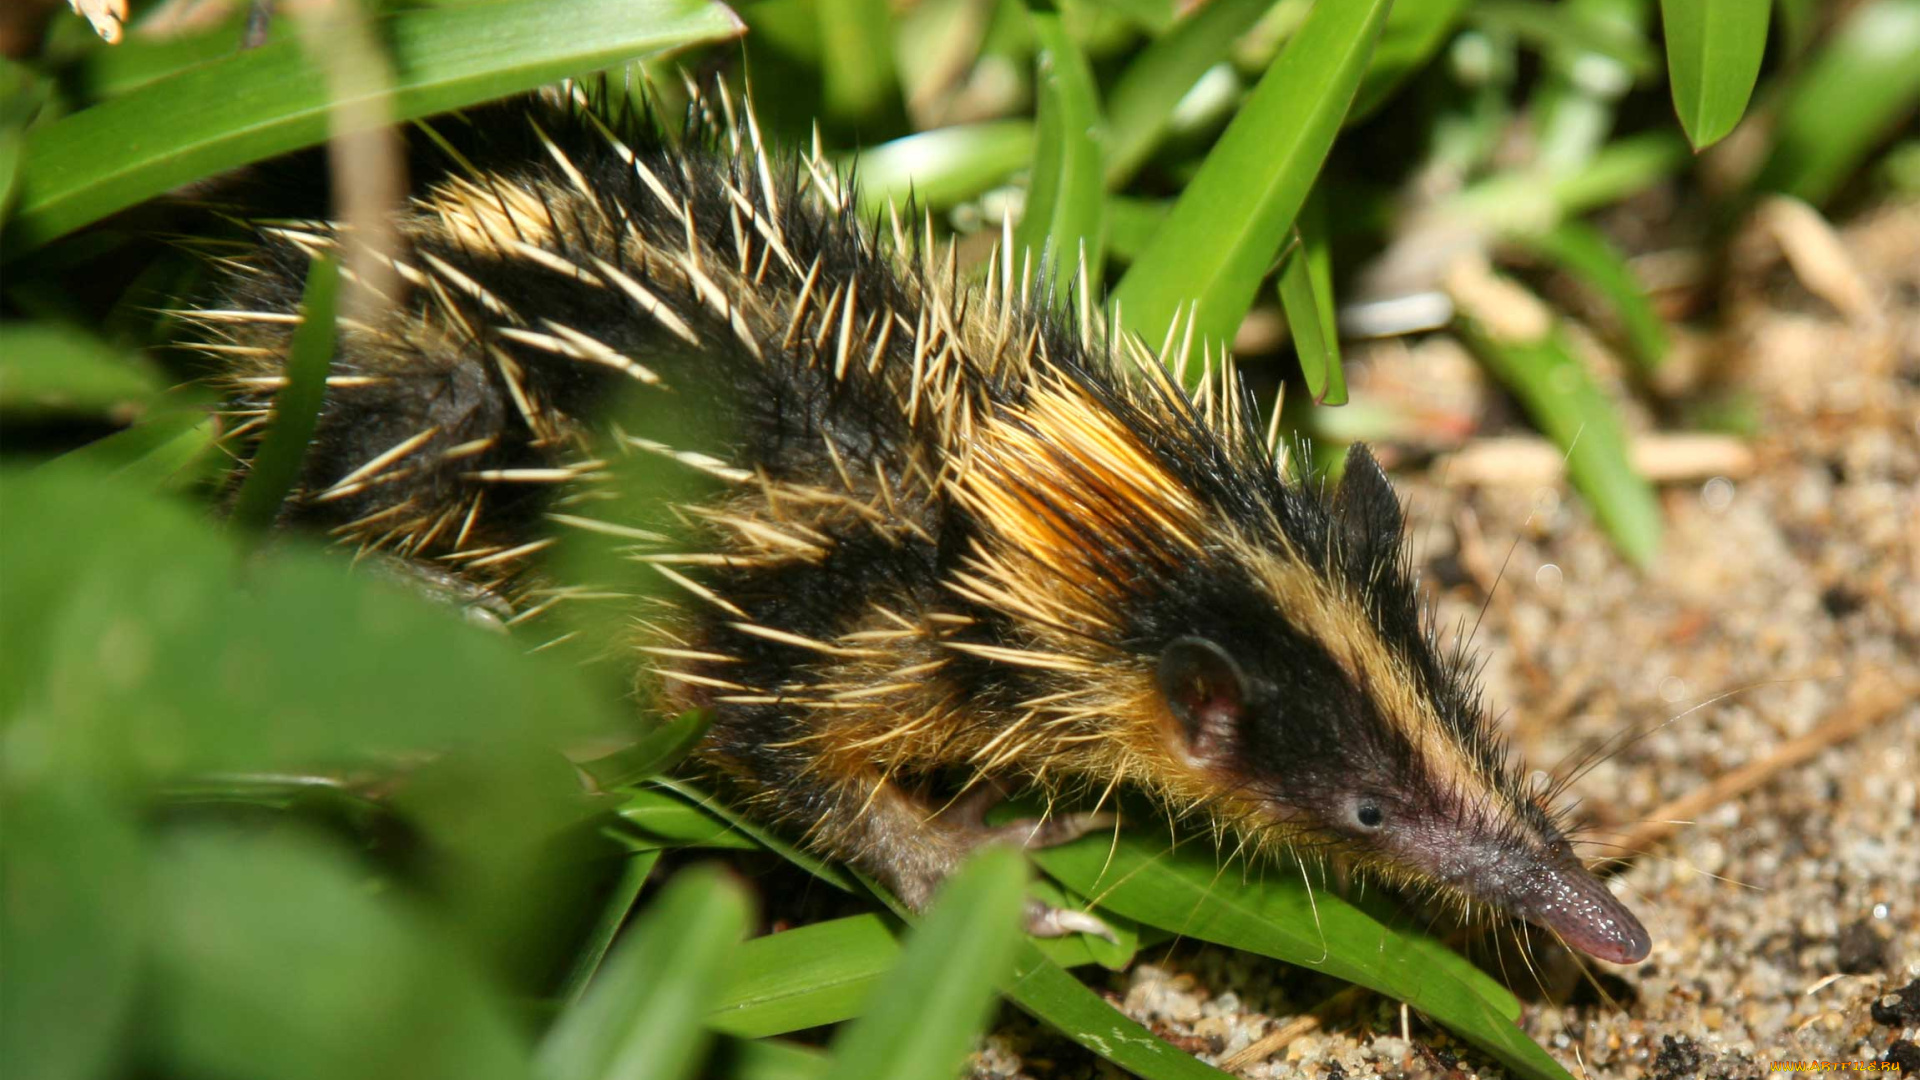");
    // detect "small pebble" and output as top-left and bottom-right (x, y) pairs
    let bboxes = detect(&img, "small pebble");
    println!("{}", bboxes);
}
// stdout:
(1650, 1035), (1703, 1080)
(1872, 978), (1920, 1027)
(1838, 918), (1892, 974)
